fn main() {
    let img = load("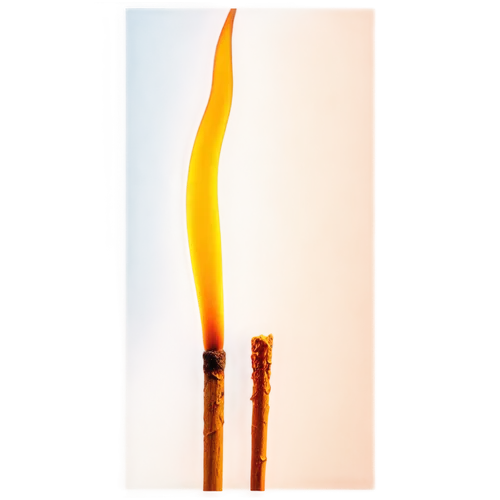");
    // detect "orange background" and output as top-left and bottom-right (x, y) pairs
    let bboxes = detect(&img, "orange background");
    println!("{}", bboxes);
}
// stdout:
(121, 8), (376, 492)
